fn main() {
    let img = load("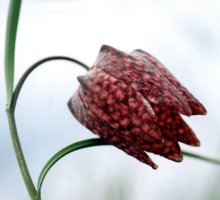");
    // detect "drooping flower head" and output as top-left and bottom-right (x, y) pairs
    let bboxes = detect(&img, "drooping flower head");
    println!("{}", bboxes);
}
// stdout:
(68, 45), (206, 169)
